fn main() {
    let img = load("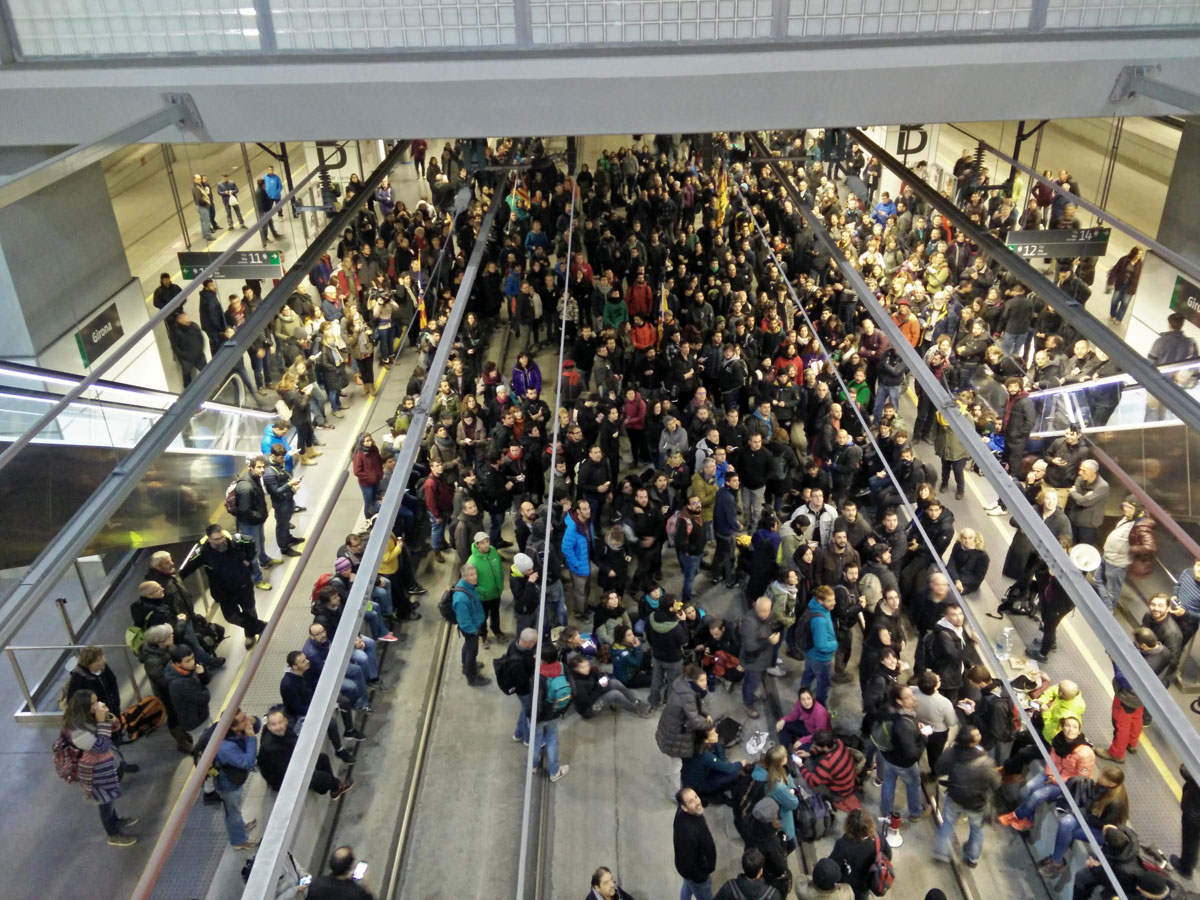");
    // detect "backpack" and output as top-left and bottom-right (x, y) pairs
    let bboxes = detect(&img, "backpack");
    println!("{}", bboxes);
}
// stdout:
(795, 607), (818, 653)
(52, 732), (82, 783)
(983, 692), (1019, 744)
(665, 510), (693, 548)
(310, 573), (335, 605)
(493, 645), (525, 696)
(224, 478), (240, 516)
(118, 696), (166, 742)
(868, 834), (896, 896)
(542, 671), (572, 714)
(125, 624), (147, 656)
(733, 771), (768, 841)
(794, 781), (836, 842)
(870, 717), (894, 753)
(438, 587), (463, 624)
(913, 630), (937, 675)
